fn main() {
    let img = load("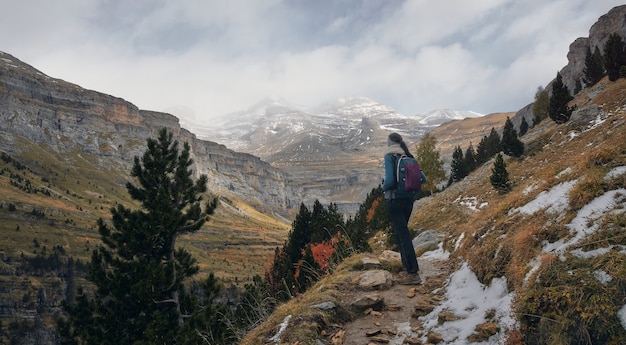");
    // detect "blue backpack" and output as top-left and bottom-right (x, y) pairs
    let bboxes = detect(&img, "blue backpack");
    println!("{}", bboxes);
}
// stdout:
(393, 154), (424, 198)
